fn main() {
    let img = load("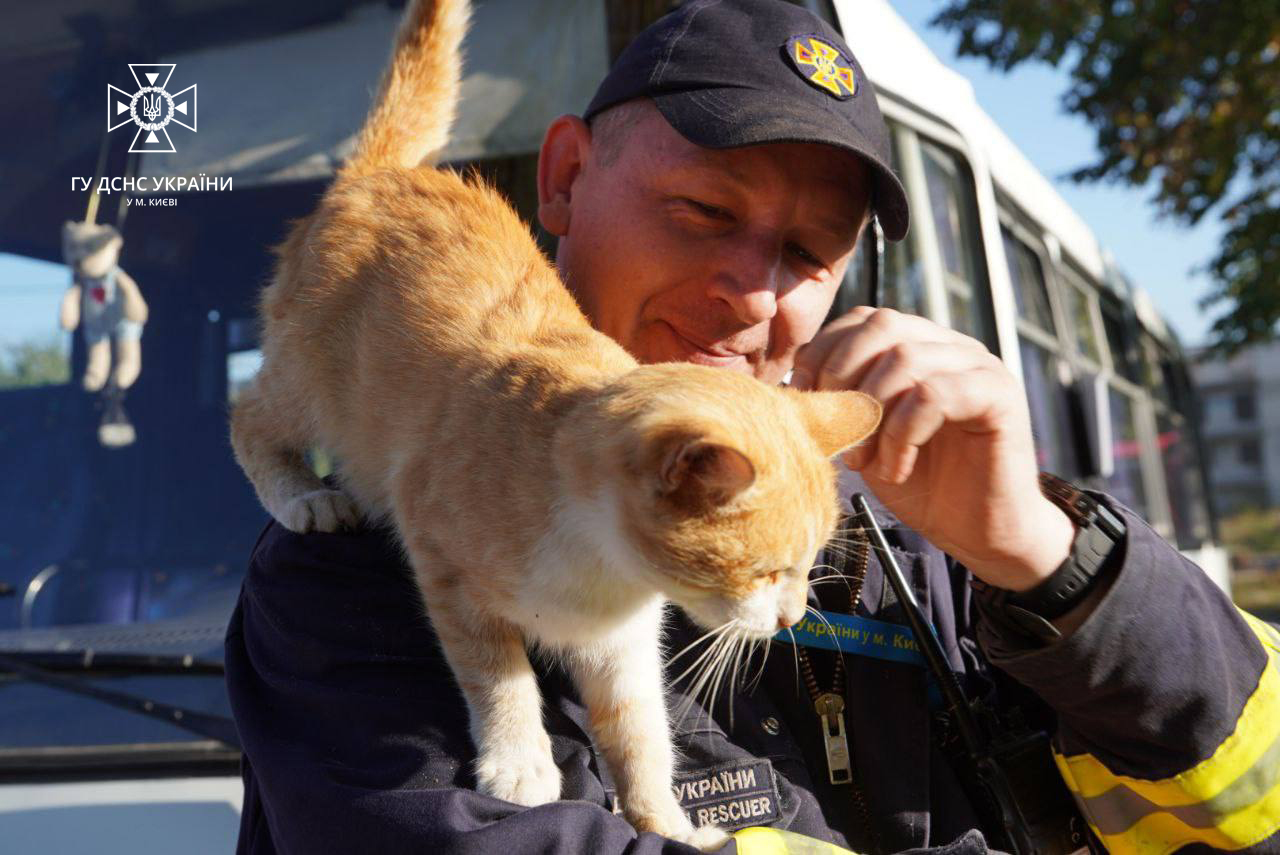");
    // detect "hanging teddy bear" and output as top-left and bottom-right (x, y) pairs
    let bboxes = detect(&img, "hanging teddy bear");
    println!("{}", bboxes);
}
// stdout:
(58, 221), (148, 392)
